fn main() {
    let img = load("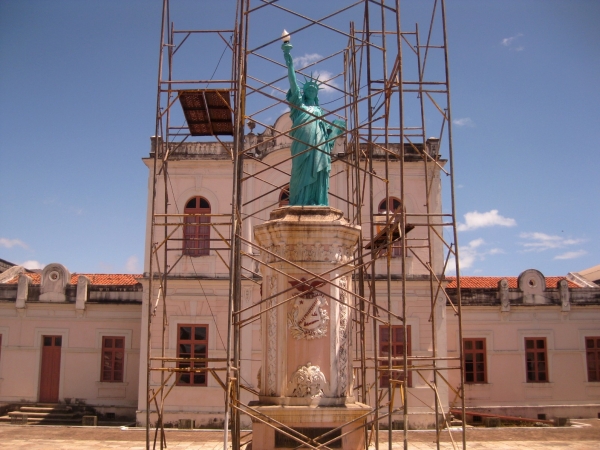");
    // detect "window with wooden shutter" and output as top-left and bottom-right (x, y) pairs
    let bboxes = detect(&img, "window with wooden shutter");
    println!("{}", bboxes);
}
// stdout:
(525, 338), (548, 382)
(101, 336), (125, 382)
(183, 197), (211, 256)
(586, 337), (600, 382)
(464, 338), (487, 383)
(177, 325), (208, 386)
(379, 325), (411, 388)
